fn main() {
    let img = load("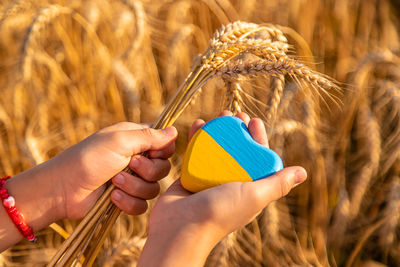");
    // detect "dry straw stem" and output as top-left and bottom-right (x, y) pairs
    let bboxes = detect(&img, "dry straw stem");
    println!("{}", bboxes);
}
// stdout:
(49, 20), (339, 265)
(158, 21), (338, 127)
(1, 0), (399, 266)
(326, 49), (400, 265)
(49, 22), (336, 266)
